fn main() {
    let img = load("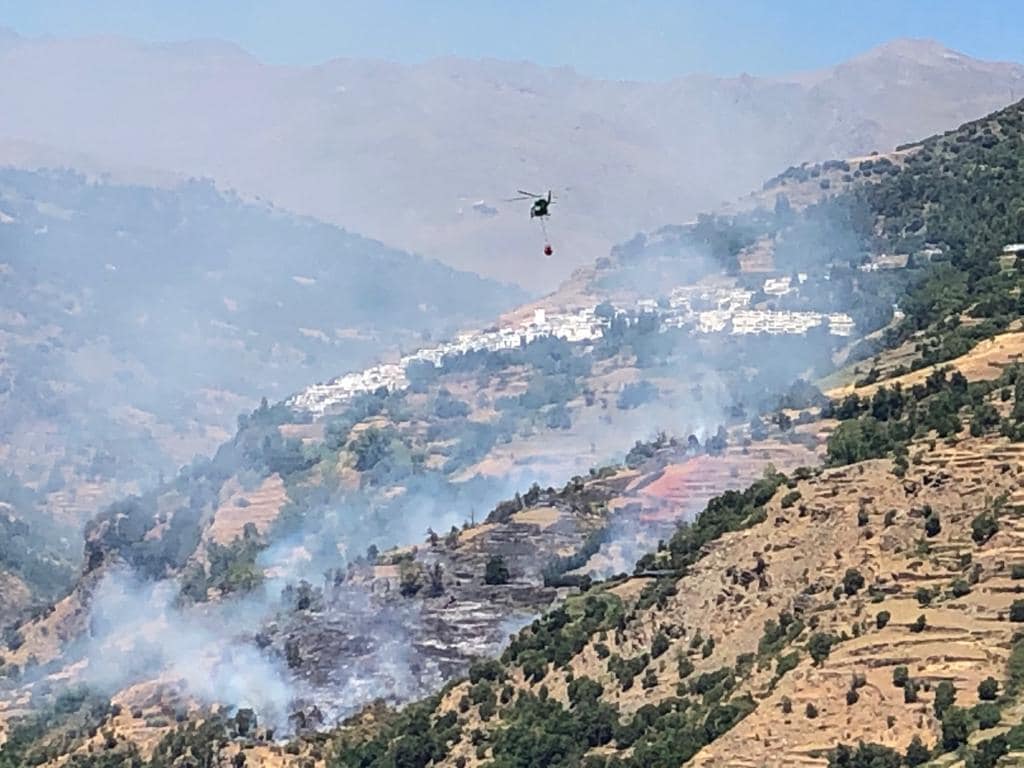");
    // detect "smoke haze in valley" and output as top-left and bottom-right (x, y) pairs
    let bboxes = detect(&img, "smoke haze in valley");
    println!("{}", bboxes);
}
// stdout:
(0, 30), (1021, 287)
(0, 17), (999, 741)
